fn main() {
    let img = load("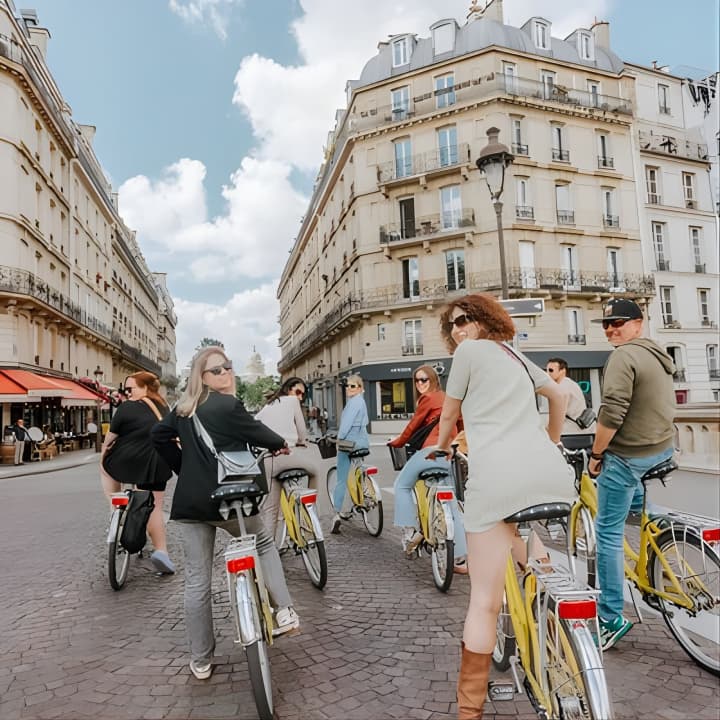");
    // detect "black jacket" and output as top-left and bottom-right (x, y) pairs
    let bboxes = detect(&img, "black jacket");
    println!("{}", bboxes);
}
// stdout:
(12, 423), (30, 441)
(151, 391), (286, 521)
